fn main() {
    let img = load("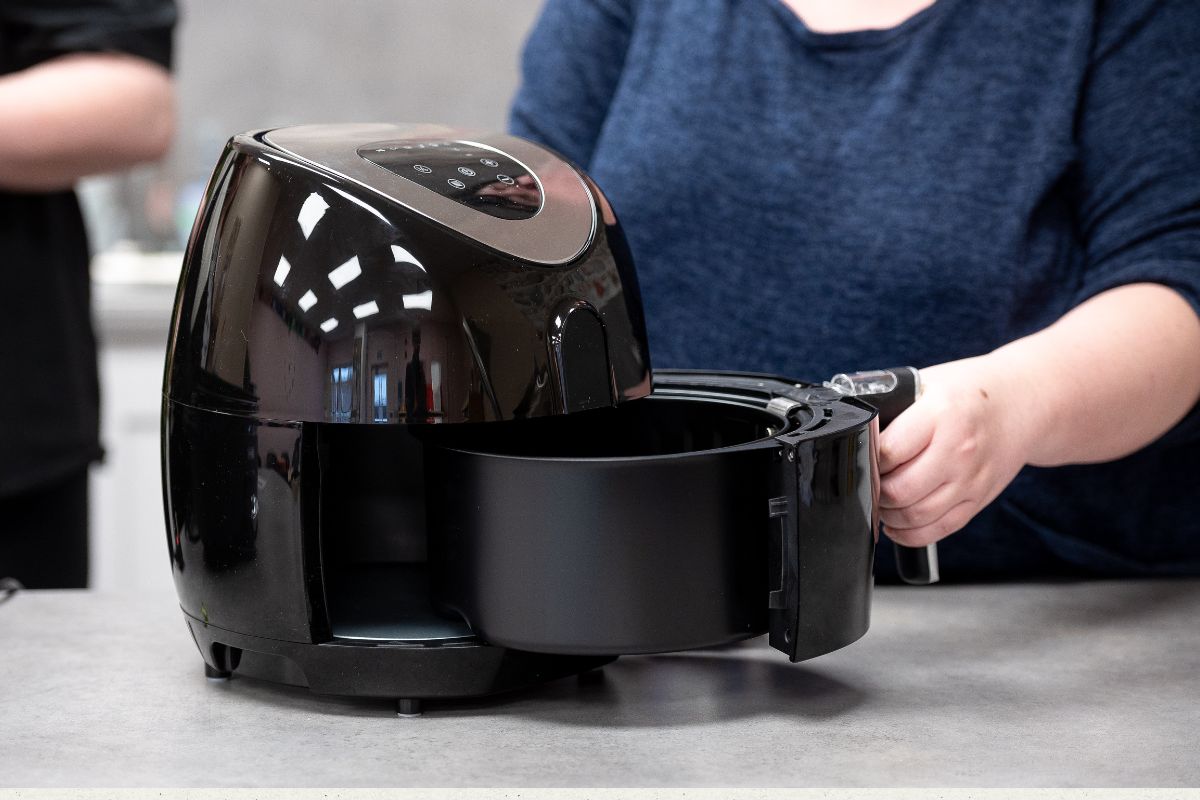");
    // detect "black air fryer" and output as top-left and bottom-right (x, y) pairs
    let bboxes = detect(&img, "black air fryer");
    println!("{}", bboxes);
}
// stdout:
(162, 123), (934, 714)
